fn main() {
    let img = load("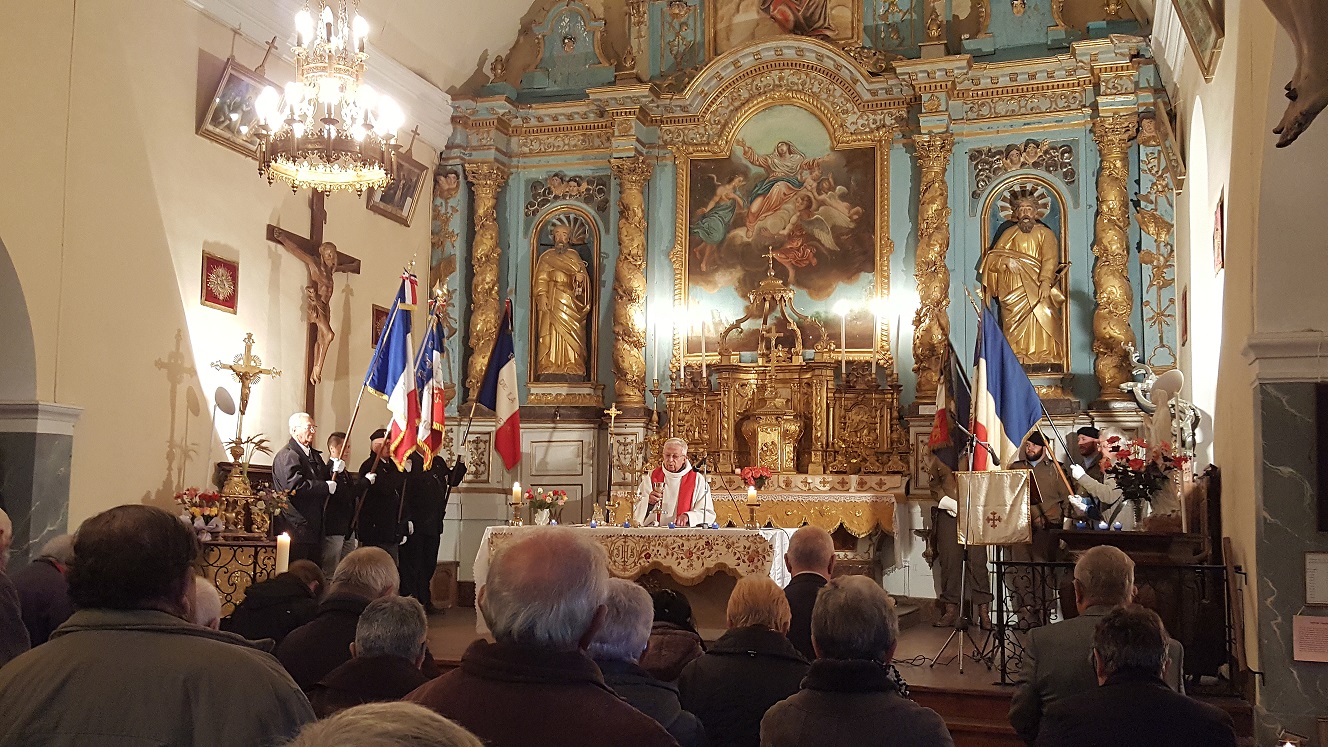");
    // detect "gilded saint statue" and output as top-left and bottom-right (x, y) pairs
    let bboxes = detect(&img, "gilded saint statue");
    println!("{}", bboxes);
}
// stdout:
(979, 190), (1067, 366)
(533, 215), (593, 377)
